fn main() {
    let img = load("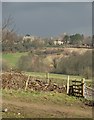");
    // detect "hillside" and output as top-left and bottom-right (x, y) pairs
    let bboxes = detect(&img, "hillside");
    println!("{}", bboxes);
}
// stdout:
(2, 47), (91, 67)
